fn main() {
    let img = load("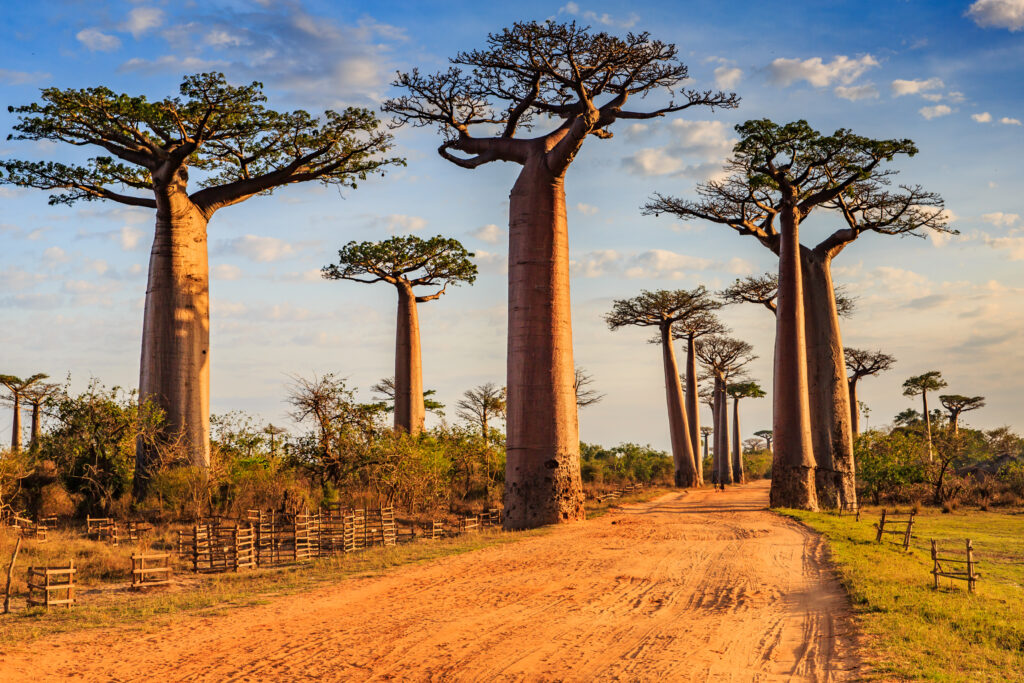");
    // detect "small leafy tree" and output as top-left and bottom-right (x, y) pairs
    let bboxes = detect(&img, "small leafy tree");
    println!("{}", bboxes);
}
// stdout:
(455, 383), (506, 443)
(903, 371), (947, 460)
